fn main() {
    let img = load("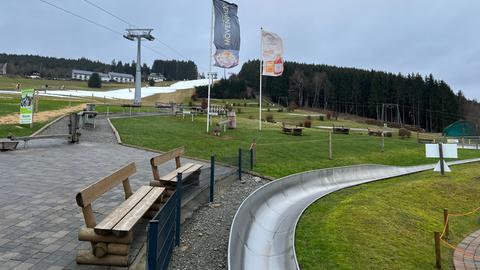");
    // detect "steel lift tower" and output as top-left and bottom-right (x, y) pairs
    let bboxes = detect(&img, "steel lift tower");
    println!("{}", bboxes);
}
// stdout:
(123, 29), (154, 105)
